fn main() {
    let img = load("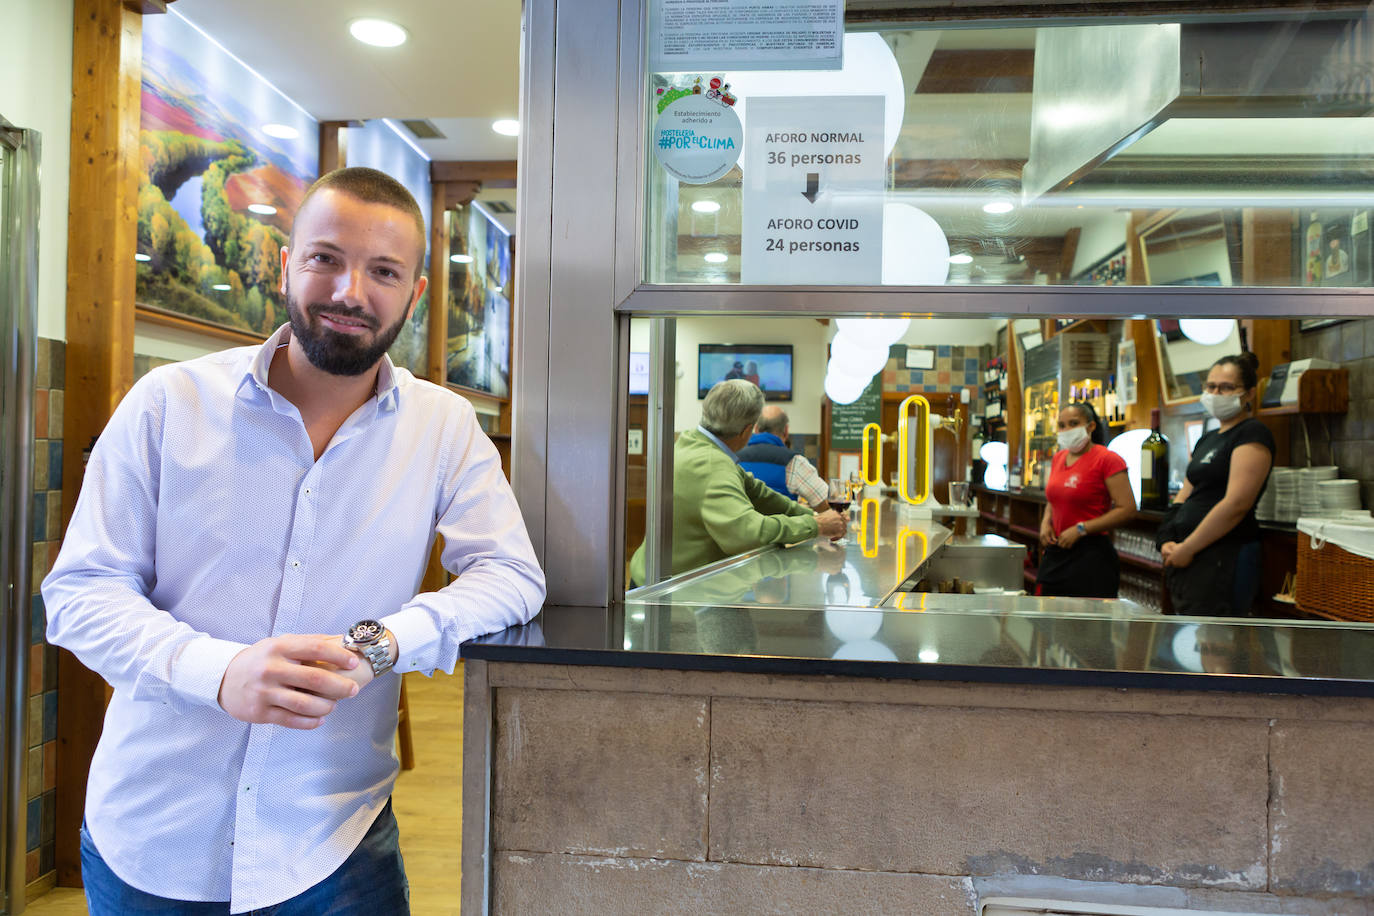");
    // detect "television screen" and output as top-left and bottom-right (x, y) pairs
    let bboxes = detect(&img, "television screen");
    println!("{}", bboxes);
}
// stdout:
(698, 344), (793, 401)
(628, 351), (650, 395)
